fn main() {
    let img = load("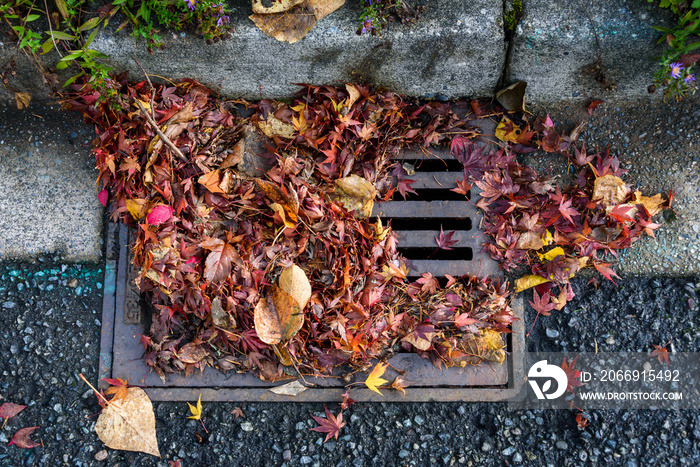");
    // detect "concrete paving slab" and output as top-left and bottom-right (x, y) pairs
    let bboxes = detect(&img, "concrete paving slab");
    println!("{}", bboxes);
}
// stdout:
(0, 102), (102, 261)
(507, 0), (676, 102)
